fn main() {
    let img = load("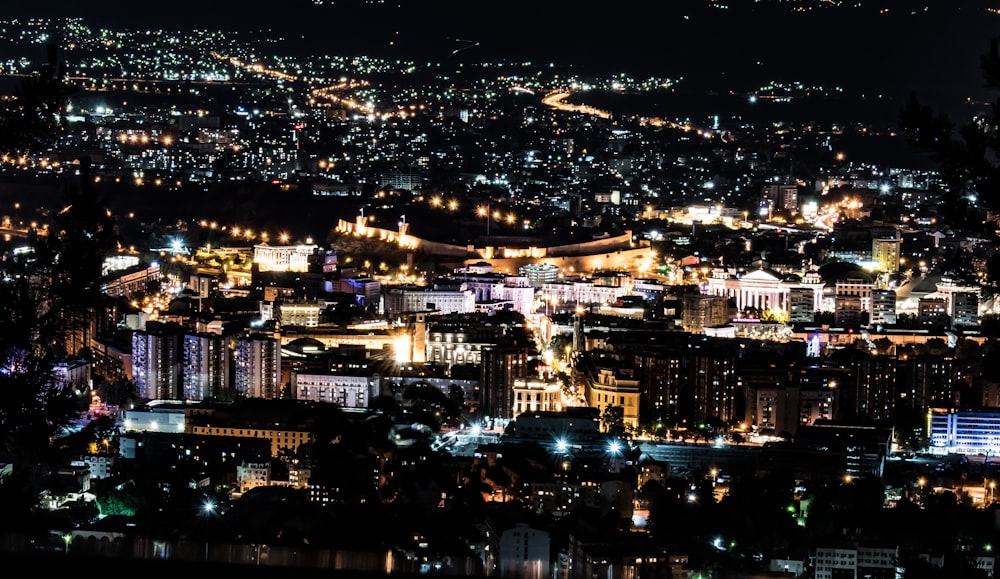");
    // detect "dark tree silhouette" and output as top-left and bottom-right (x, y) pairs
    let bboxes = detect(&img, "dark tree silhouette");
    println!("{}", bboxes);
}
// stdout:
(0, 39), (113, 516)
(32, 158), (119, 357)
(898, 37), (1000, 230)
(0, 40), (71, 158)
